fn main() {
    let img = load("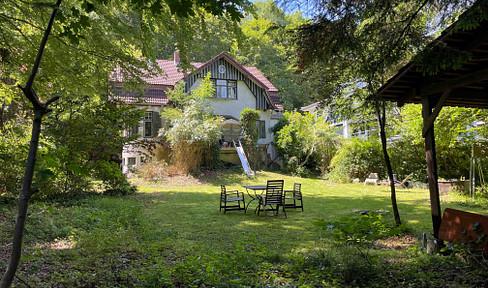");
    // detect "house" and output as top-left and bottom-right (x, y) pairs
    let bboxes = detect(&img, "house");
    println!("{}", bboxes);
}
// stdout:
(111, 52), (283, 172)
(300, 101), (373, 139)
